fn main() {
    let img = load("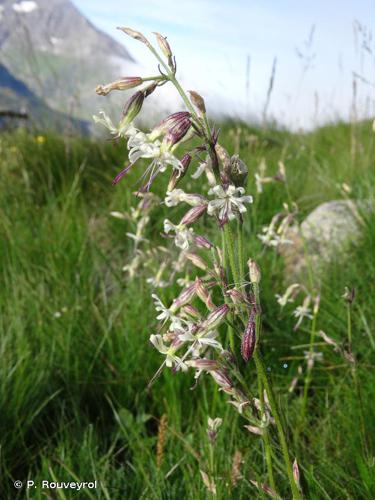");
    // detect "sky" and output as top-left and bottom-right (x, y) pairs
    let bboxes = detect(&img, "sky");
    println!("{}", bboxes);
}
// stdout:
(73, 0), (375, 129)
